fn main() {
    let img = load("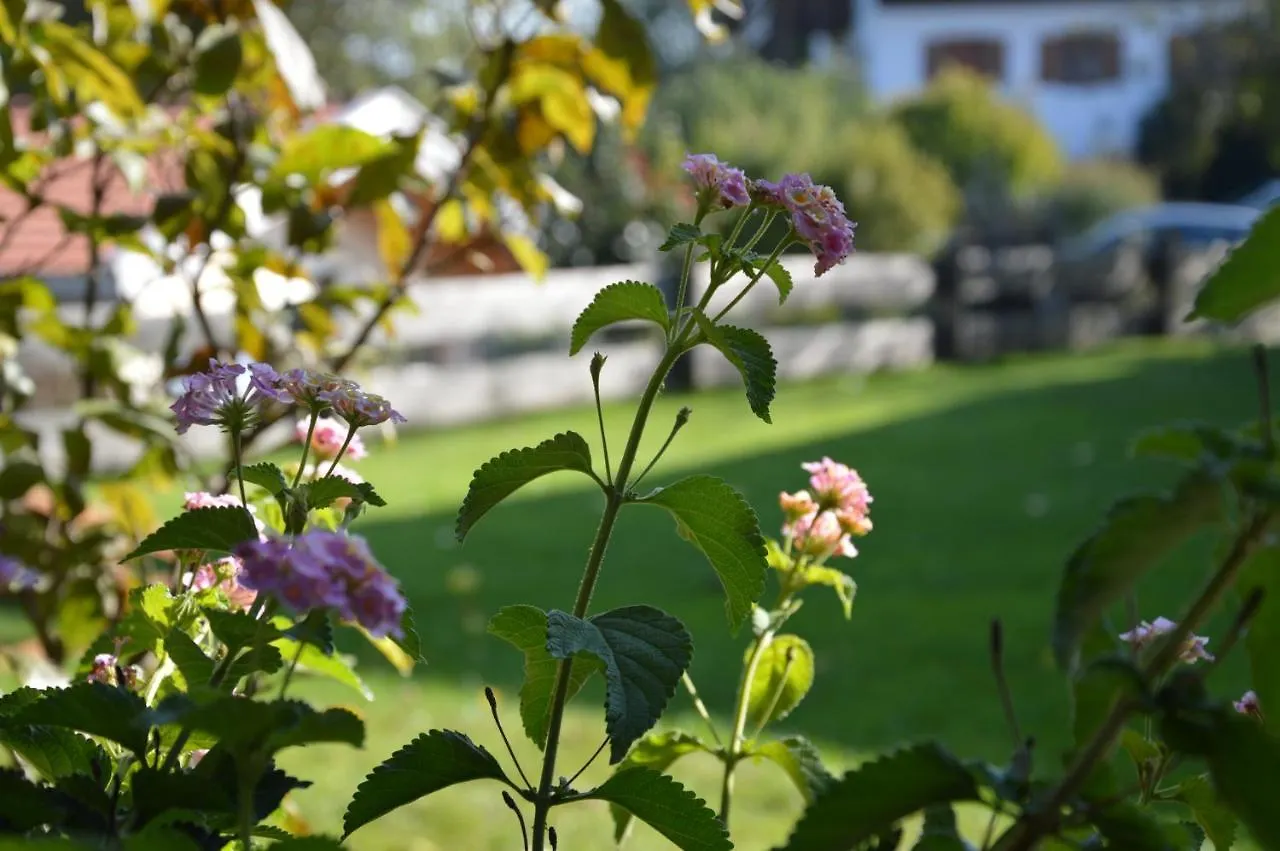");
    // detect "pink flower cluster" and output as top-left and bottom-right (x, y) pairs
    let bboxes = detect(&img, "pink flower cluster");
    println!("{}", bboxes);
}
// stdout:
(188, 557), (257, 610)
(87, 653), (140, 688)
(758, 173), (856, 276)
(683, 153), (751, 210)
(779, 457), (873, 560)
(1236, 690), (1263, 719)
(0, 555), (38, 591)
(235, 531), (405, 638)
(171, 360), (289, 434)
(1118, 617), (1213, 664)
(296, 417), (368, 461)
(171, 362), (404, 436)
